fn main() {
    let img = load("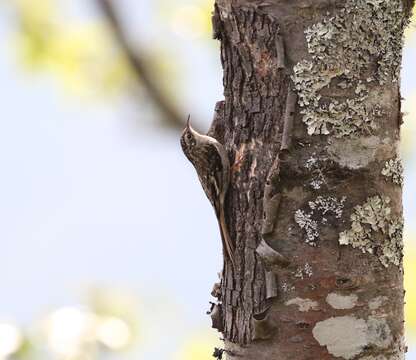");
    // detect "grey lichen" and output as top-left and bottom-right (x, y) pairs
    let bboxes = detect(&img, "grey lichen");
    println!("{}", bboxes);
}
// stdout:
(309, 196), (345, 218)
(382, 156), (404, 186)
(327, 136), (381, 170)
(313, 316), (367, 359)
(312, 316), (392, 359)
(292, 0), (407, 137)
(366, 317), (393, 349)
(360, 349), (405, 360)
(295, 196), (346, 246)
(305, 154), (326, 190)
(294, 262), (313, 279)
(326, 293), (358, 310)
(294, 209), (318, 246)
(281, 282), (295, 293)
(368, 296), (387, 311)
(310, 177), (324, 190)
(304, 262), (313, 277)
(339, 195), (404, 267)
(285, 297), (319, 312)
